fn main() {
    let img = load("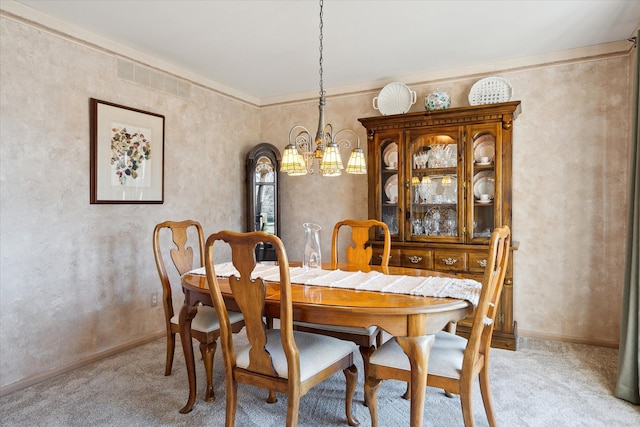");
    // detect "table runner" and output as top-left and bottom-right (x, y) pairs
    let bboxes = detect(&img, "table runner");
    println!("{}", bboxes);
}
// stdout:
(187, 262), (481, 306)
